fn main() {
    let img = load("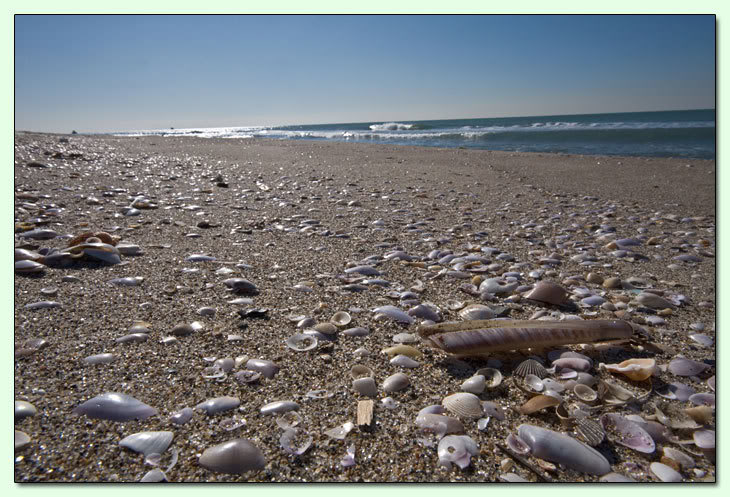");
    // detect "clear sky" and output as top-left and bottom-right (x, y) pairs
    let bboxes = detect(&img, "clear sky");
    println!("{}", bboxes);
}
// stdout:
(14, 14), (715, 132)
